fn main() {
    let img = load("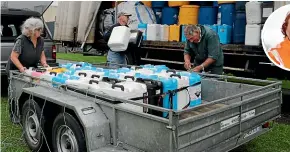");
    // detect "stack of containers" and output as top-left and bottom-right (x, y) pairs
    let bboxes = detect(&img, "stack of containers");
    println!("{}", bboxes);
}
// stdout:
(233, 1), (247, 44)
(245, 1), (262, 46)
(218, 1), (235, 44)
(179, 5), (199, 42)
